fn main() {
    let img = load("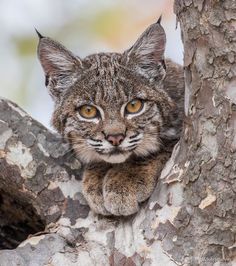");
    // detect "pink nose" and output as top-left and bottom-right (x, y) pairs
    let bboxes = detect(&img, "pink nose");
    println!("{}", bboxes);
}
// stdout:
(107, 134), (125, 146)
